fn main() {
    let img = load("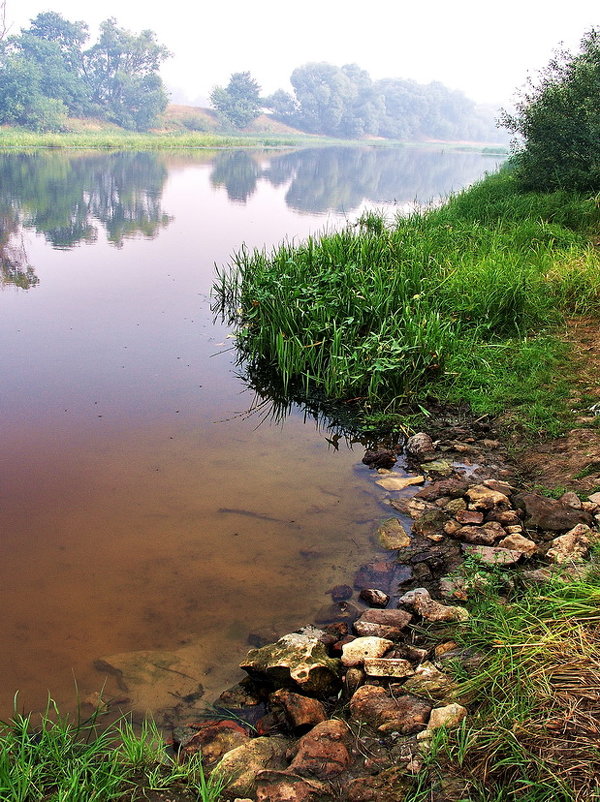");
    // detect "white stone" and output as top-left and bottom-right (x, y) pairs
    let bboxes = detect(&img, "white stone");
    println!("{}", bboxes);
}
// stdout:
(341, 637), (393, 667)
